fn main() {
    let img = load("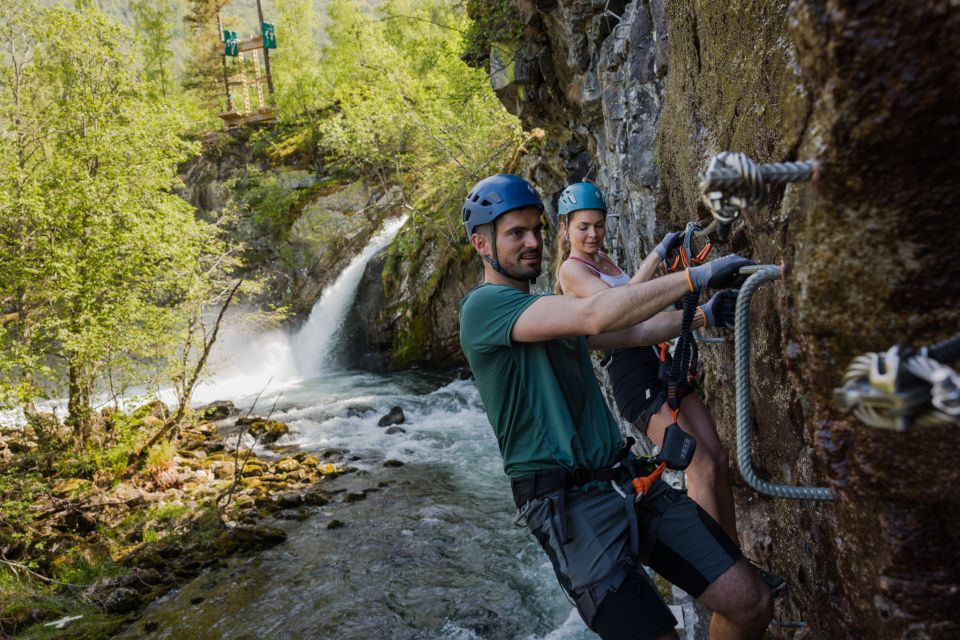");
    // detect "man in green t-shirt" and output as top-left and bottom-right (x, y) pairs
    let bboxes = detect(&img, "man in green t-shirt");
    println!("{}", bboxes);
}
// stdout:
(459, 174), (773, 640)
